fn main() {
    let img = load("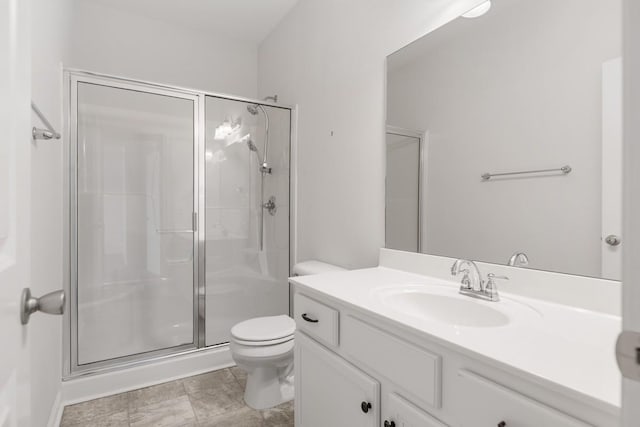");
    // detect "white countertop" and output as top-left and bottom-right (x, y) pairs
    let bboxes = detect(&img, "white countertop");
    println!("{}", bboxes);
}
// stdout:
(290, 266), (622, 415)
